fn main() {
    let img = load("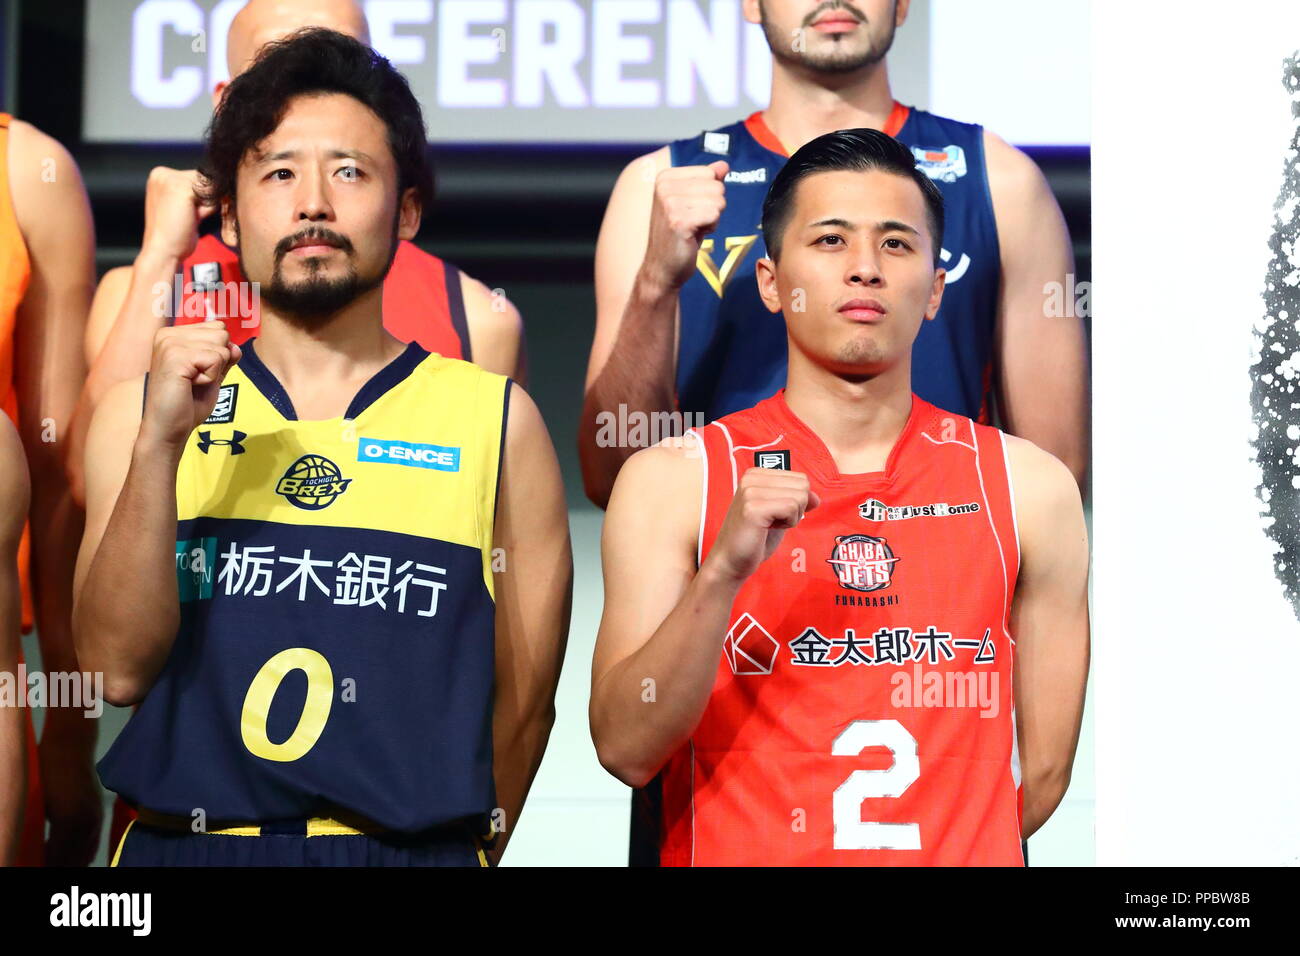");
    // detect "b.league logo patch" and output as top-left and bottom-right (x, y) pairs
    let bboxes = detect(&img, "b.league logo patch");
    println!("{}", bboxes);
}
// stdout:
(204, 383), (239, 424)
